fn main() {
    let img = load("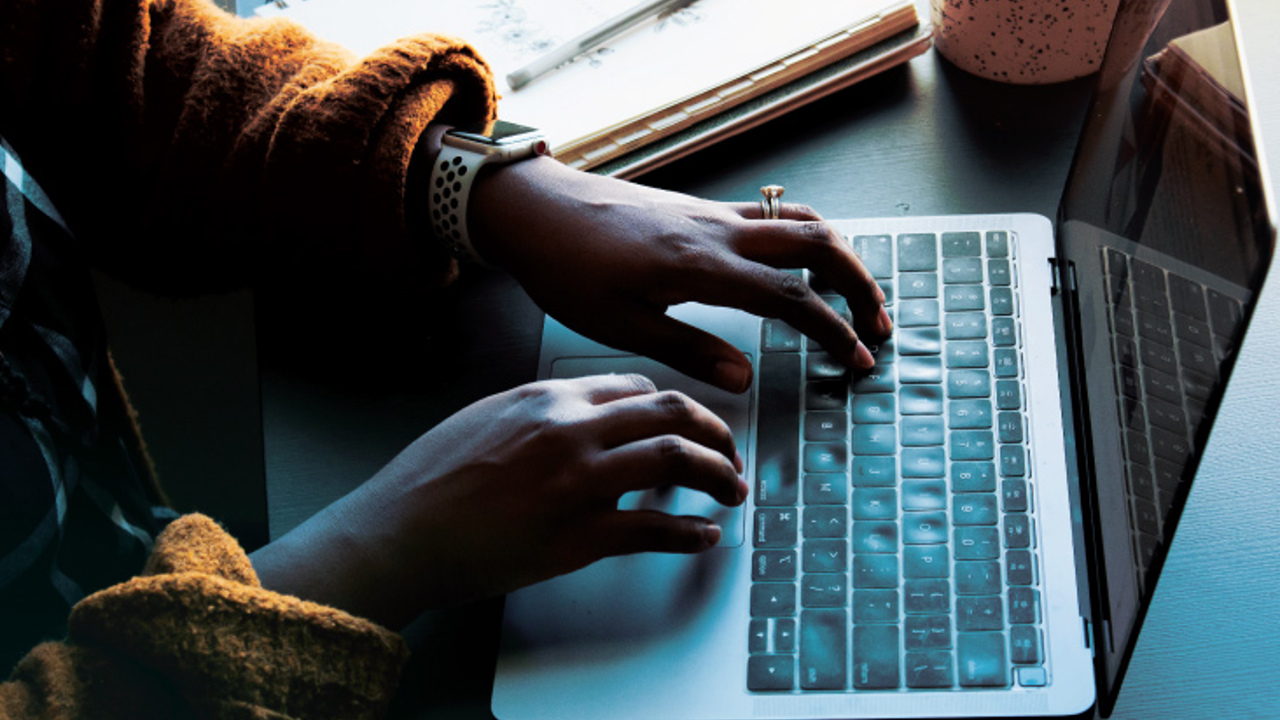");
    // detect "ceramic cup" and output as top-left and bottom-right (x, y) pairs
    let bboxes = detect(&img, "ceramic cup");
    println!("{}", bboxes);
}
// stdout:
(931, 0), (1122, 84)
